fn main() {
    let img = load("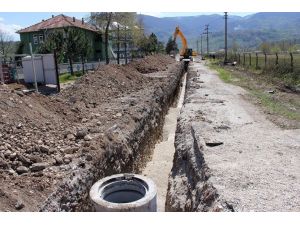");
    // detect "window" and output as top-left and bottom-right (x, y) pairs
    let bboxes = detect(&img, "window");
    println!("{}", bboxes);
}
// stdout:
(39, 34), (44, 43)
(33, 35), (38, 45)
